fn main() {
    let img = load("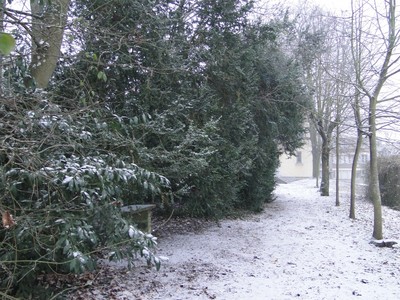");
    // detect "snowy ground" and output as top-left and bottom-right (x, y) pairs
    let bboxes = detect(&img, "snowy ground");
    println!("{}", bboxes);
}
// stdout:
(73, 179), (400, 300)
